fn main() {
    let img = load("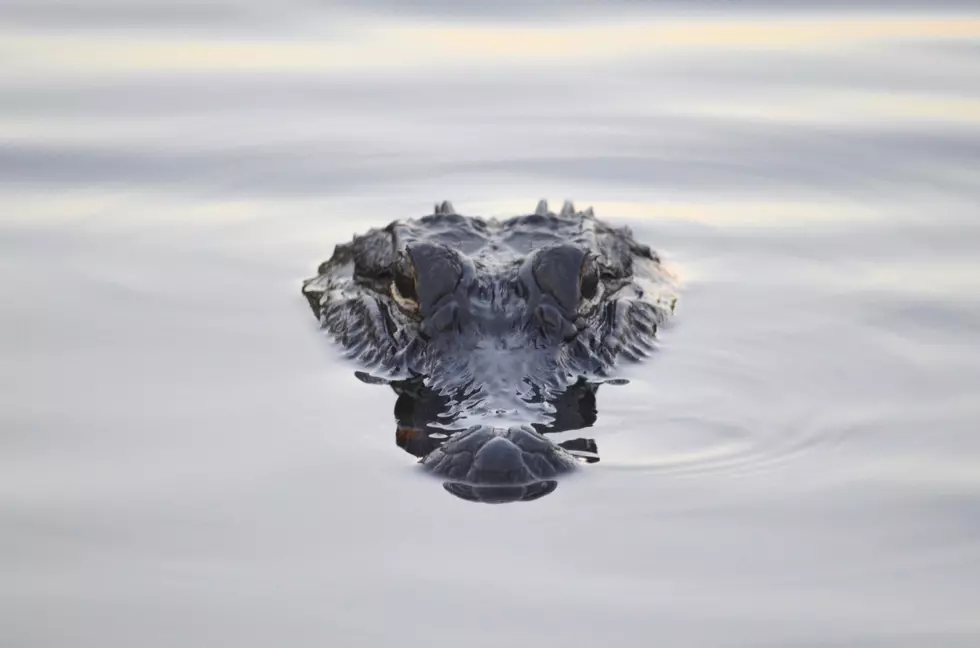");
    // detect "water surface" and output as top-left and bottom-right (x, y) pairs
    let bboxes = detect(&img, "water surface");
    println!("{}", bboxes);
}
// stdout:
(2, 2), (980, 646)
